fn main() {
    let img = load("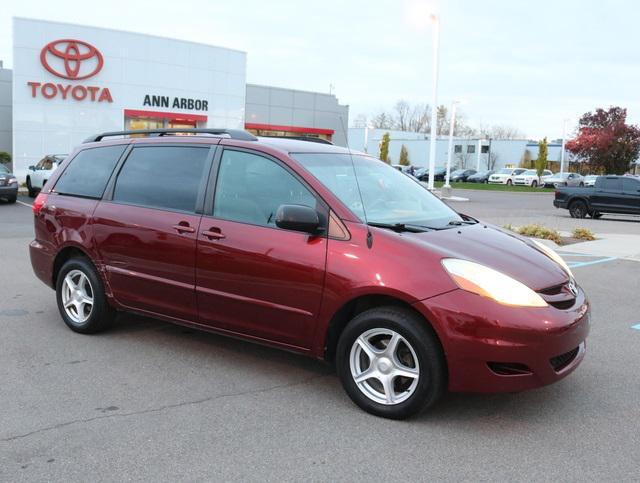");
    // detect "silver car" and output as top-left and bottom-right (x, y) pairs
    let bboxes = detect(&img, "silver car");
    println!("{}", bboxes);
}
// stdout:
(543, 172), (585, 188)
(583, 175), (598, 187)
